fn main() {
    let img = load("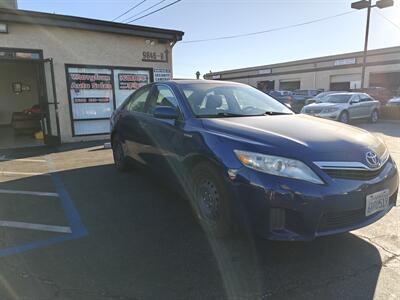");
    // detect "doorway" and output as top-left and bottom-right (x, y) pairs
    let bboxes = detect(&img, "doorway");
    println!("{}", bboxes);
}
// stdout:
(0, 49), (60, 149)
